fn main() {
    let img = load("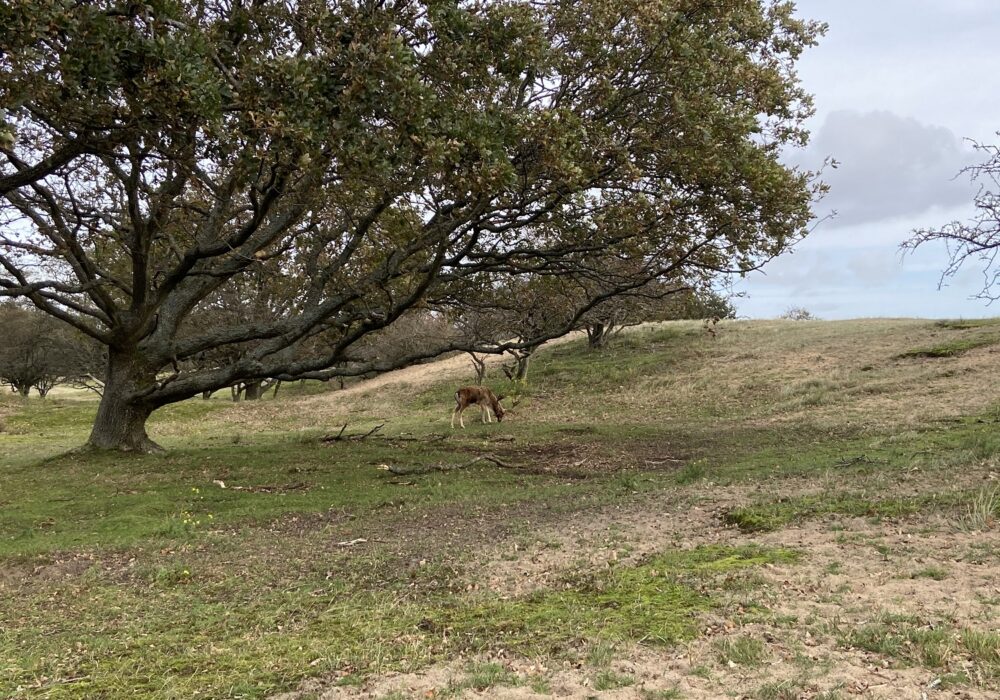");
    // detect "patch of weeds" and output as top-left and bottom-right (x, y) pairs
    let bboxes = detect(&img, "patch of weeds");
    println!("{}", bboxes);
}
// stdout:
(790, 648), (833, 676)
(714, 636), (768, 667)
(843, 622), (903, 657)
(937, 671), (971, 688)
(911, 628), (953, 668)
(872, 542), (892, 560)
(151, 563), (194, 586)
(334, 673), (364, 687)
(640, 688), (682, 700)
(593, 669), (635, 691)
(613, 473), (642, 493)
(778, 377), (844, 408)
(814, 689), (847, 700)
(378, 691), (410, 700)
(528, 675), (552, 694)
(431, 546), (797, 664)
(842, 615), (998, 675)
(961, 629), (1000, 670)
(909, 565), (948, 581)
(960, 486), (999, 531)
(935, 318), (1000, 330)
(772, 614), (799, 627)
(896, 335), (1000, 359)
(585, 640), (617, 668)
(674, 460), (707, 484)
(718, 570), (769, 594)
(823, 561), (843, 575)
(653, 544), (800, 572)
(688, 664), (713, 679)
(965, 541), (1000, 564)
(724, 493), (926, 533)
(753, 677), (809, 700)
(458, 661), (522, 691)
